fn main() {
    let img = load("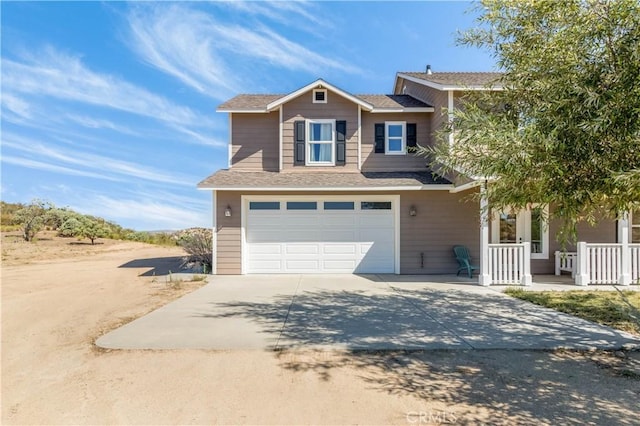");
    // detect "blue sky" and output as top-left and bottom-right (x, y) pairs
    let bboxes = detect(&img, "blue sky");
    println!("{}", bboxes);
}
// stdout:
(1, 1), (495, 230)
